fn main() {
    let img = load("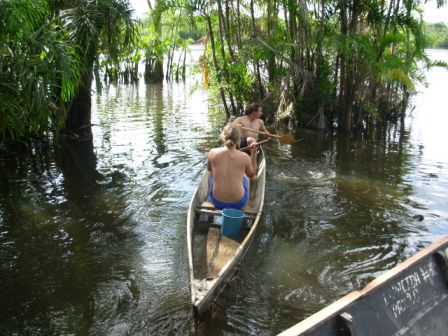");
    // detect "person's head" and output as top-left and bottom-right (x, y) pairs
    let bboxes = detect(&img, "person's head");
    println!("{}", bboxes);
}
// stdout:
(244, 103), (262, 119)
(220, 123), (241, 148)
